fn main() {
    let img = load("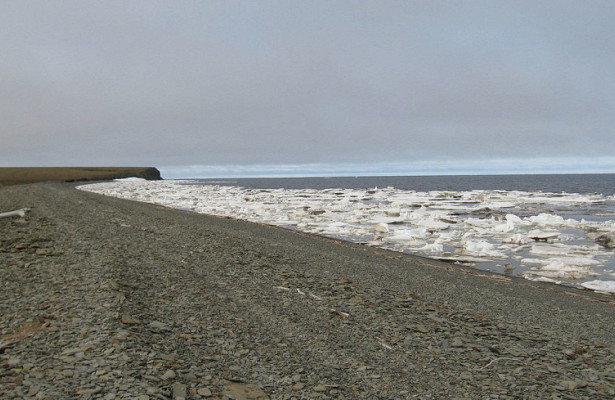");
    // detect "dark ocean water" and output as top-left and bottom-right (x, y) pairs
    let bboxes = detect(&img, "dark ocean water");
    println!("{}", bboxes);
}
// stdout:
(197, 173), (615, 195)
